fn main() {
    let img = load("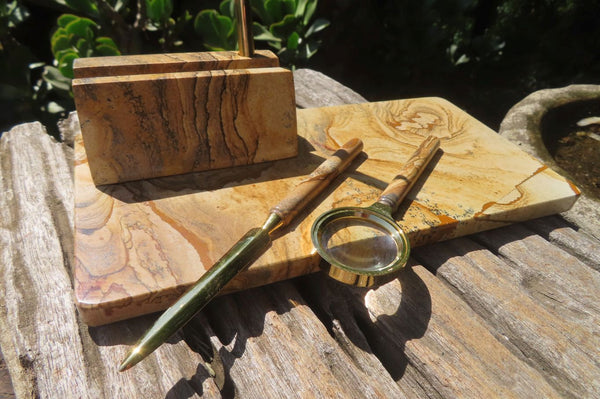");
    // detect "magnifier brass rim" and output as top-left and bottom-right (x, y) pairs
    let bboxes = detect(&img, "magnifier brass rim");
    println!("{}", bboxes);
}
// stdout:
(311, 206), (410, 286)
